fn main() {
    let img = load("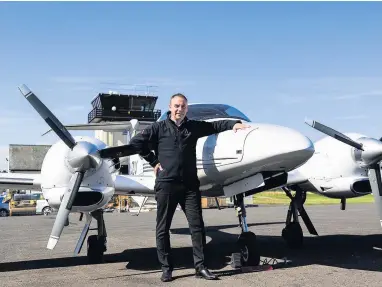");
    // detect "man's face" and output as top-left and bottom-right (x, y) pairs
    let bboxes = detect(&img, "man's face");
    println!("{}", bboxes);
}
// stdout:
(169, 96), (188, 121)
